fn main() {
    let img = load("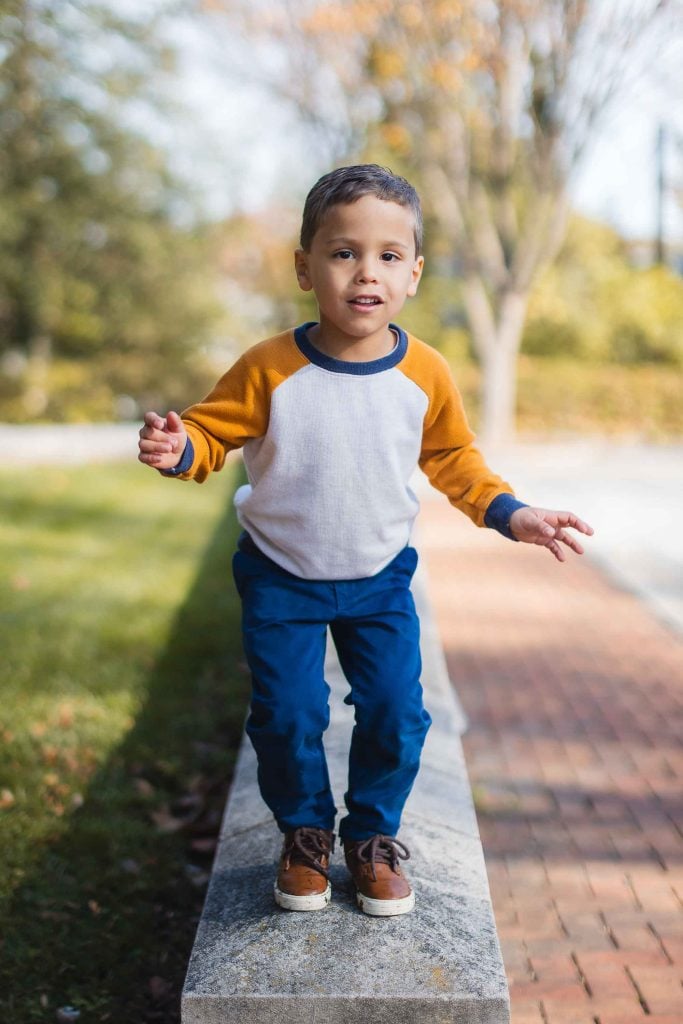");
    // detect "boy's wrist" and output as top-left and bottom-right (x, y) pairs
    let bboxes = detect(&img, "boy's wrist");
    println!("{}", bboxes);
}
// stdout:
(484, 493), (529, 541)
(160, 436), (193, 476)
